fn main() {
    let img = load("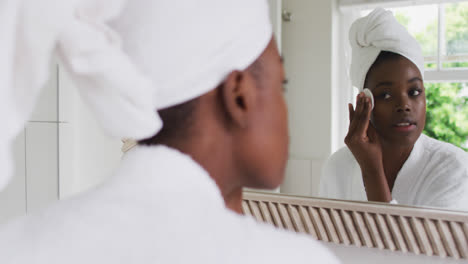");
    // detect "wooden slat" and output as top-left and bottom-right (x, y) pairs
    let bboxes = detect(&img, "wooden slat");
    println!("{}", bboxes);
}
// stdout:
(352, 211), (373, 248)
(410, 217), (433, 256)
(341, 210), (362, 247)
(386, 214), (408, 252)
(308, 207), (329, 242)
(376, 214), (396, 251)
(463, 222), (468, 245)
(320, 208), (340, 244)
(268, 202), (283, 228)
(287, 204), (306, 233)
(278, 203), (295, 231)
(399, 216), (420, 255)
(437, 220), (459, 258)
(331, 209), (351, 245)
(463, 222), (468, 239)
(462, 222), (468, 257)
(364, 212), (385, 249)
(451, 222), (467, 259)
(248, 200), (263, 222)
(242, 200), (252, 216)
(424, 219), (446, 257)
(259, 201), (274, 225)
(298, 206), (319, 239)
